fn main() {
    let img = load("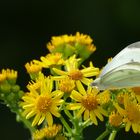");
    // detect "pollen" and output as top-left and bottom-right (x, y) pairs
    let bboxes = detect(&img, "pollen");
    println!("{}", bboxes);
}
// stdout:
(69, 70), (83, 80)
(37, 96), (52, 113)
(126, 103), (140, 123)
(109, 112), (123, 127)
(81, 94), (98, 111)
